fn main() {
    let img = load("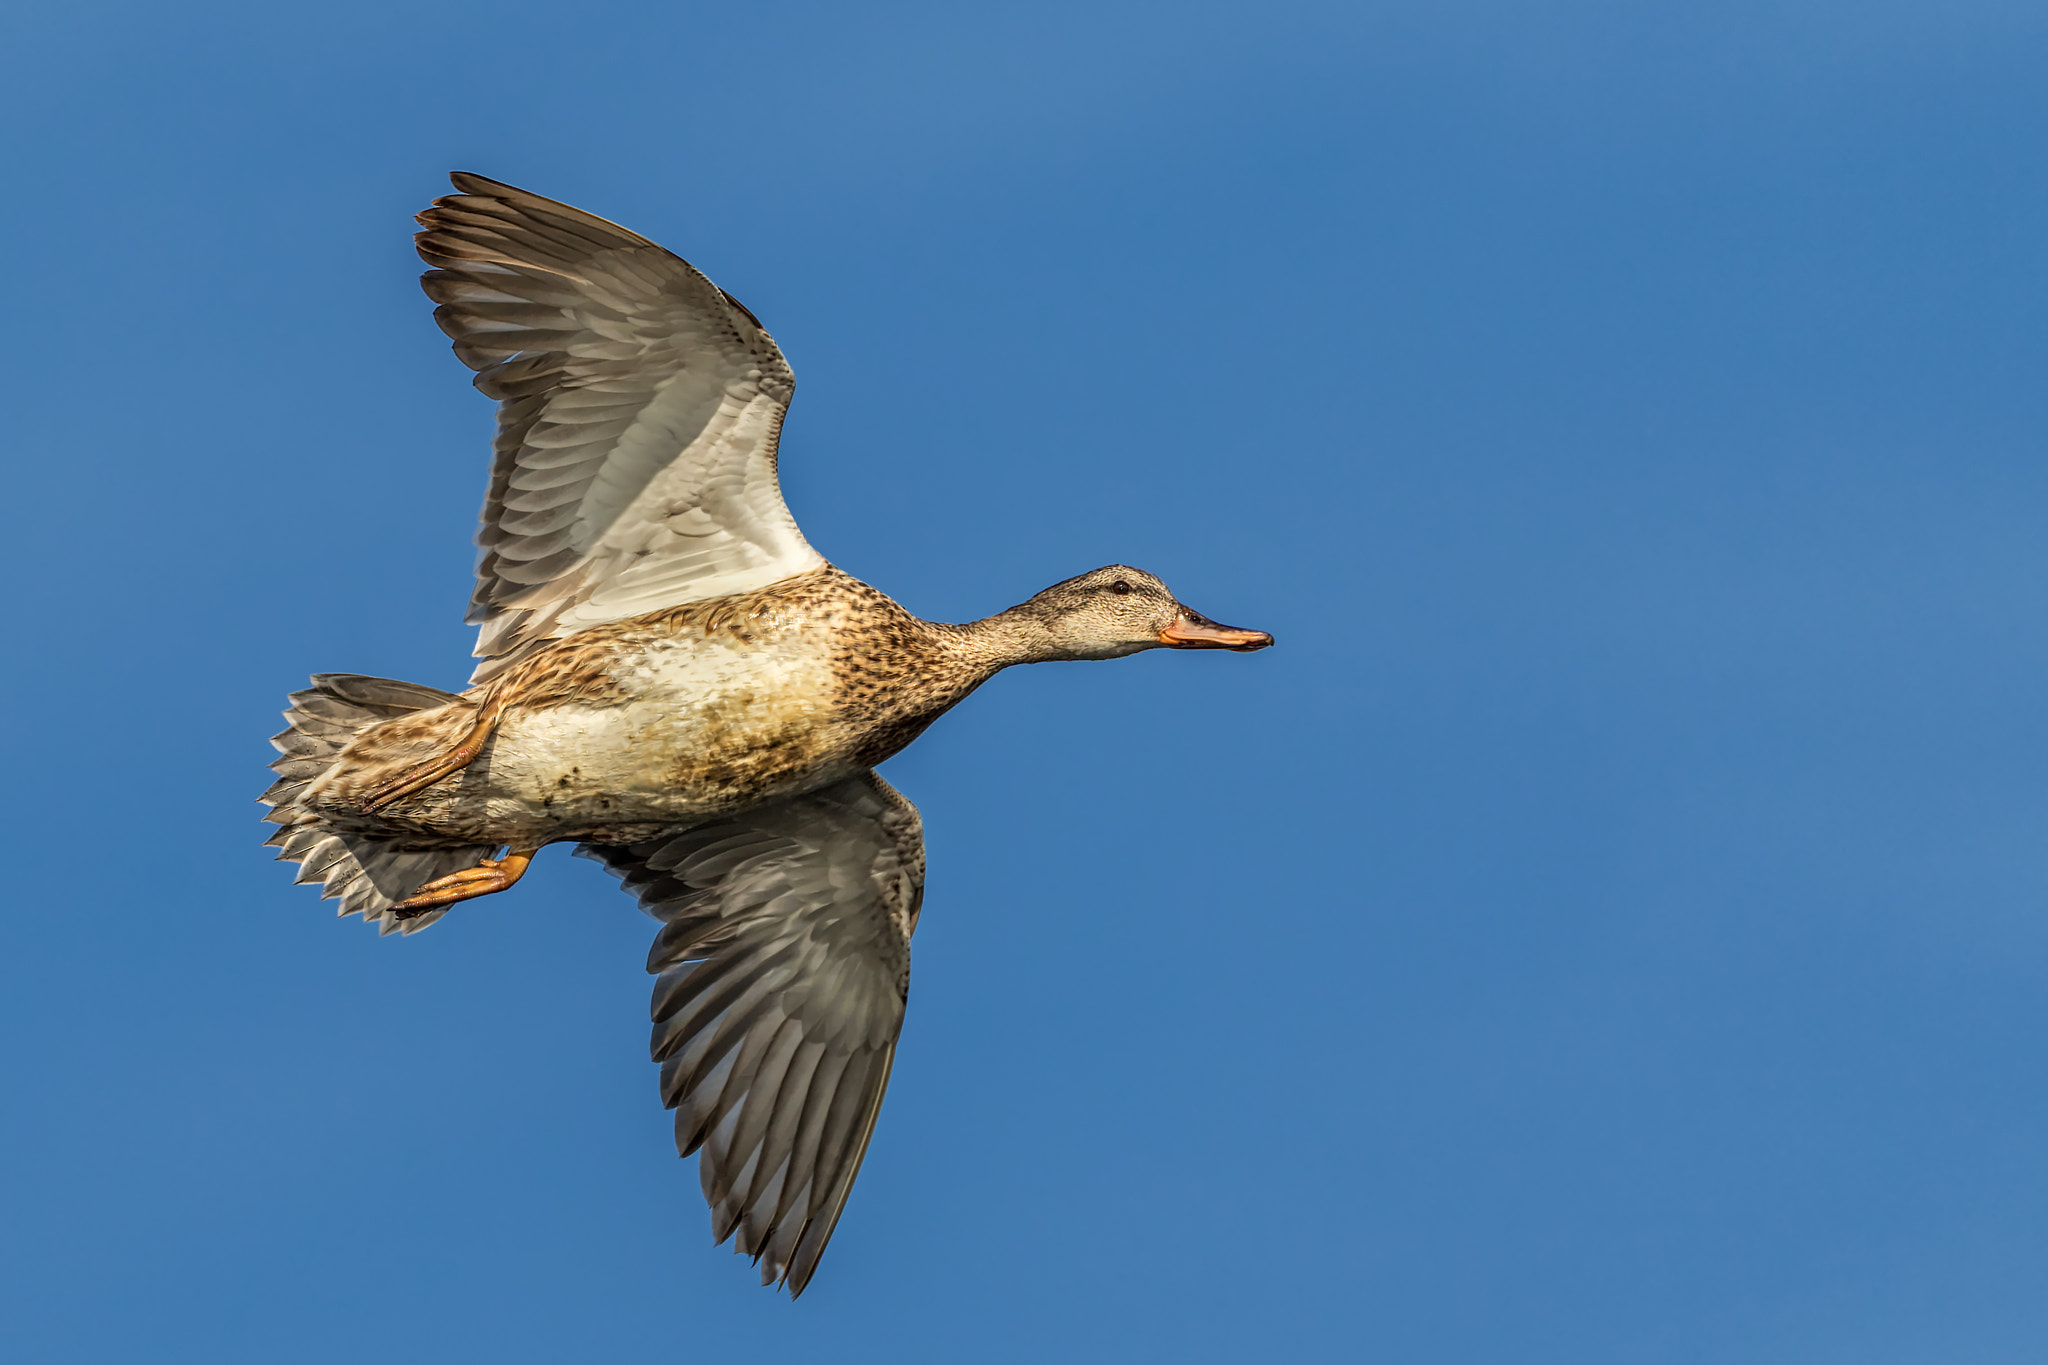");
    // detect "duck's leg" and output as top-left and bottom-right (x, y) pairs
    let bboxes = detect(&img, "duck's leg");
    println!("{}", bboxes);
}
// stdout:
(359, 693), (506, 814)
(391, 848), (538, 919)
